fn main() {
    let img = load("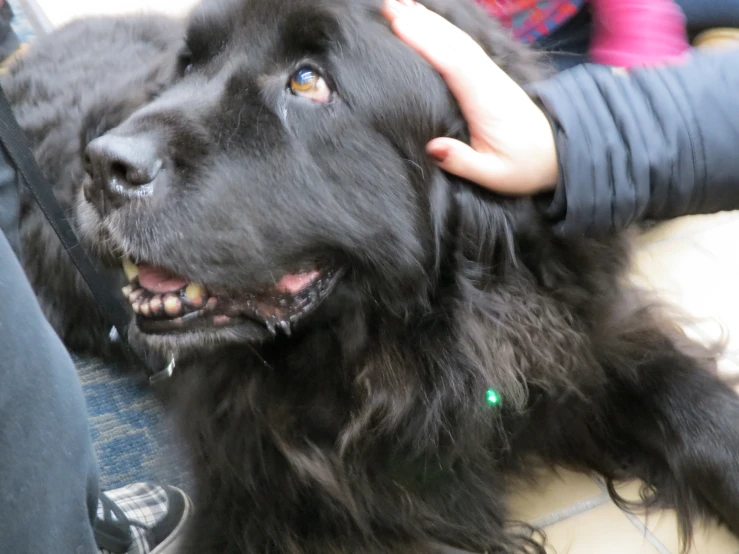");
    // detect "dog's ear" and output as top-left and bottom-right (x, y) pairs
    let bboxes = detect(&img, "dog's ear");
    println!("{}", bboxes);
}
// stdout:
(416, 0), (544, 84)
(406, 1), (545, 276)
(369, 0), (545, 283)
